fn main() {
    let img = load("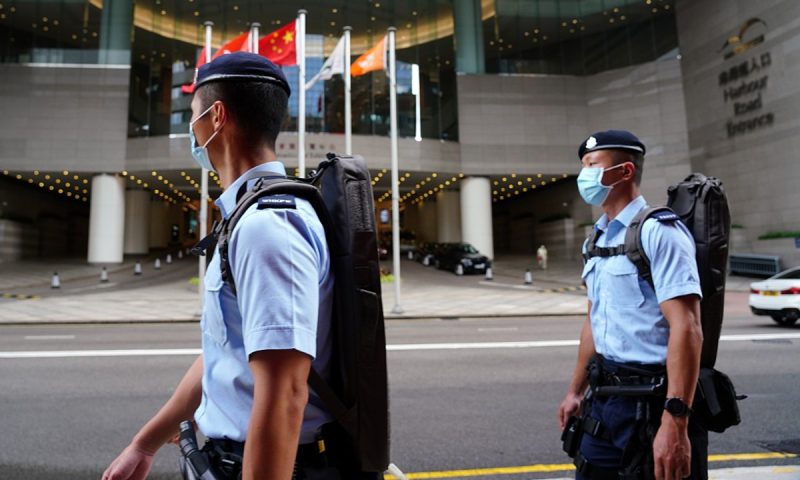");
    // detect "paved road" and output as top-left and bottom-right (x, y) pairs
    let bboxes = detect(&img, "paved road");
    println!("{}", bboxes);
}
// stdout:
(0, 311), (798, 479)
